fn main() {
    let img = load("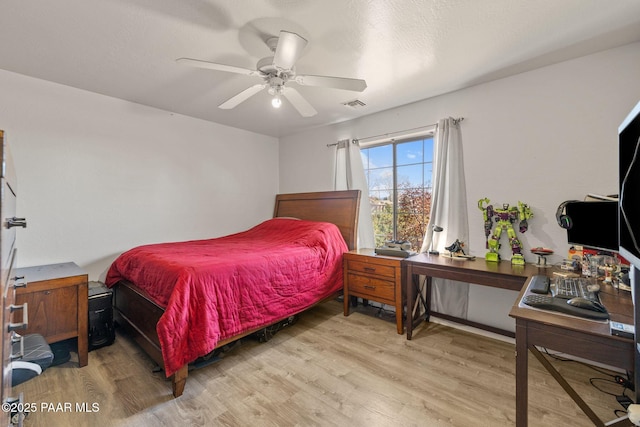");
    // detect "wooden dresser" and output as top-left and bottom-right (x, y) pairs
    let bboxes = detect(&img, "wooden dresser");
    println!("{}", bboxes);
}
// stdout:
(1, 130), (29, 426)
